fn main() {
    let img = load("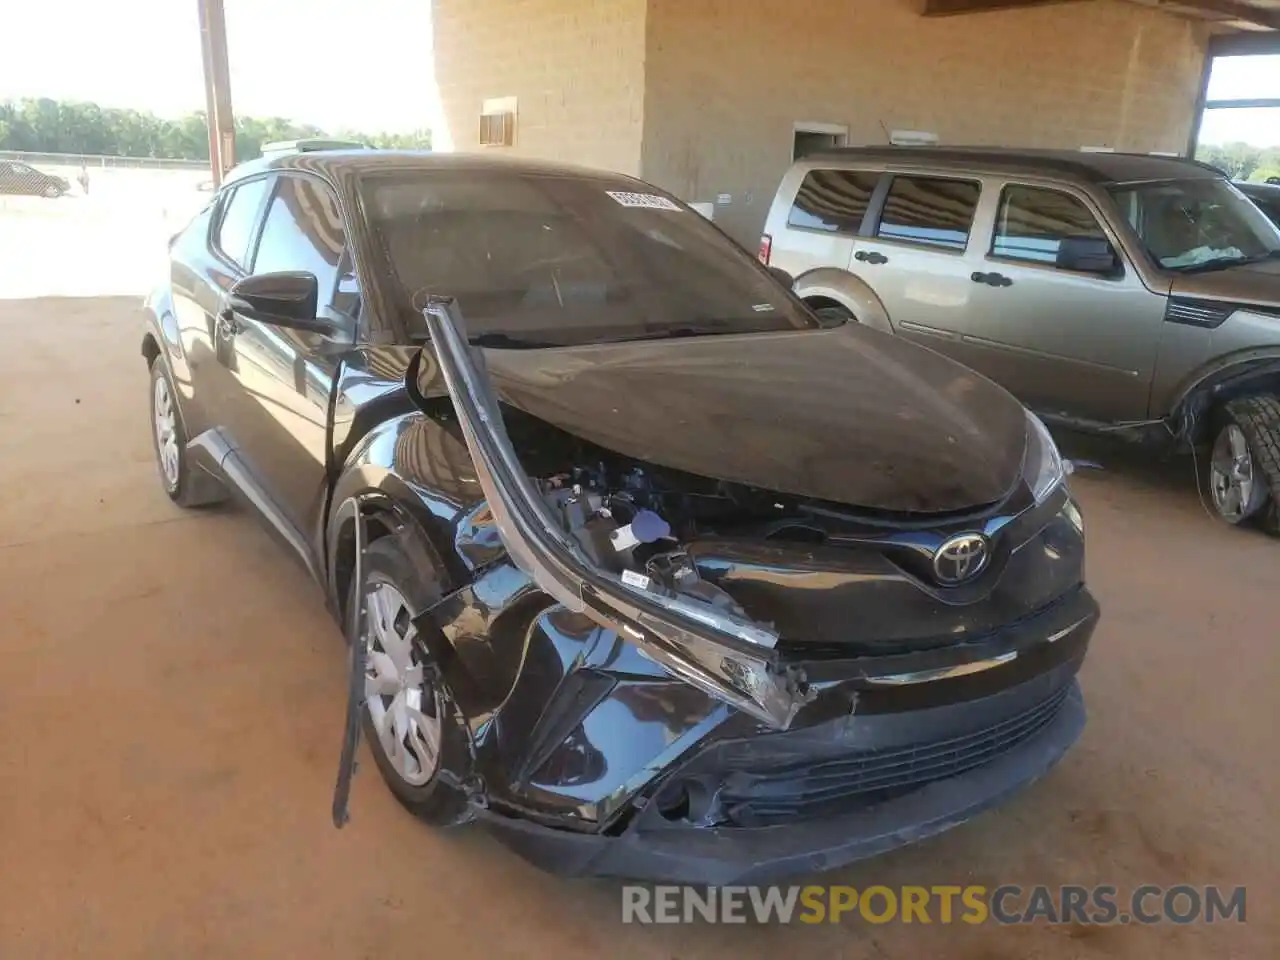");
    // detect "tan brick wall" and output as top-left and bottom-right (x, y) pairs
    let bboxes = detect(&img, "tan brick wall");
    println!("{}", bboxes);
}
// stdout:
(640, 0), (1210, 244)
(432, 0), (649, 176)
